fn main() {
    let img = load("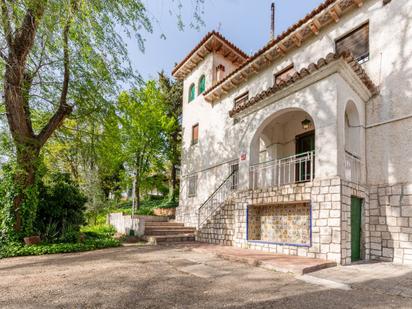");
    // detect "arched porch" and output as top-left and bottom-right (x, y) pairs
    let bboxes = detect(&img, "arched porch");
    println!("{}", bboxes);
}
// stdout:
(249, 108), (316, 190)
